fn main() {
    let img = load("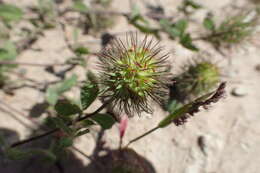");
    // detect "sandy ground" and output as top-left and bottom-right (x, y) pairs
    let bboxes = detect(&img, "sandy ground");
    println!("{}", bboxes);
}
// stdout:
(0, 0), (260, 173)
